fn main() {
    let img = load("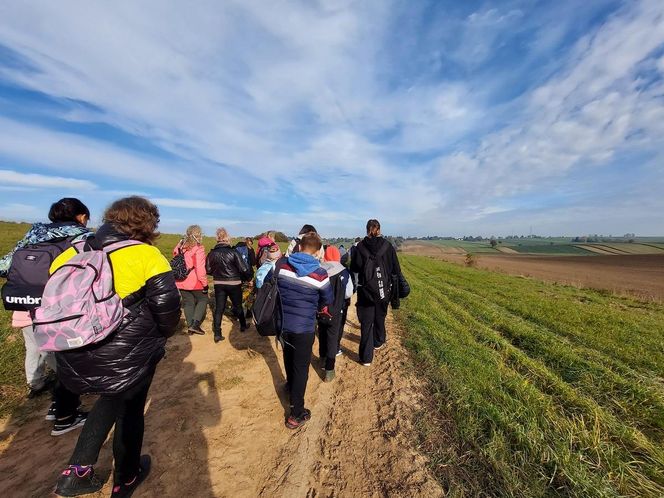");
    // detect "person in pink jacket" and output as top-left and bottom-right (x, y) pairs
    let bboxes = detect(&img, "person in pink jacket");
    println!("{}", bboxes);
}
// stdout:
(173, 225), (208, 334)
